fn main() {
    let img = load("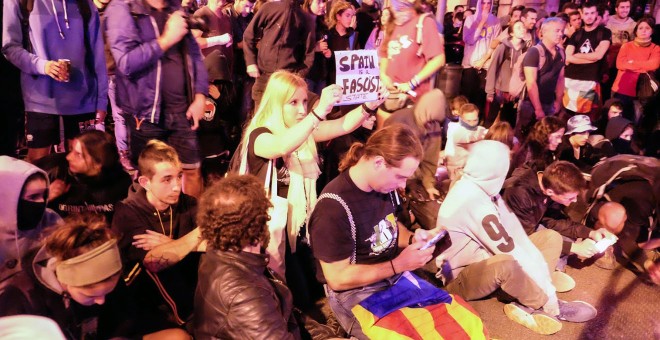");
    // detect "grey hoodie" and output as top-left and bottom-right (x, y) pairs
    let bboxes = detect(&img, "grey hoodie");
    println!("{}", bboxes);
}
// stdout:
(437, 141), (556, 300)
(0, 156), (61, 290)
(486, 37), (526, 95)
